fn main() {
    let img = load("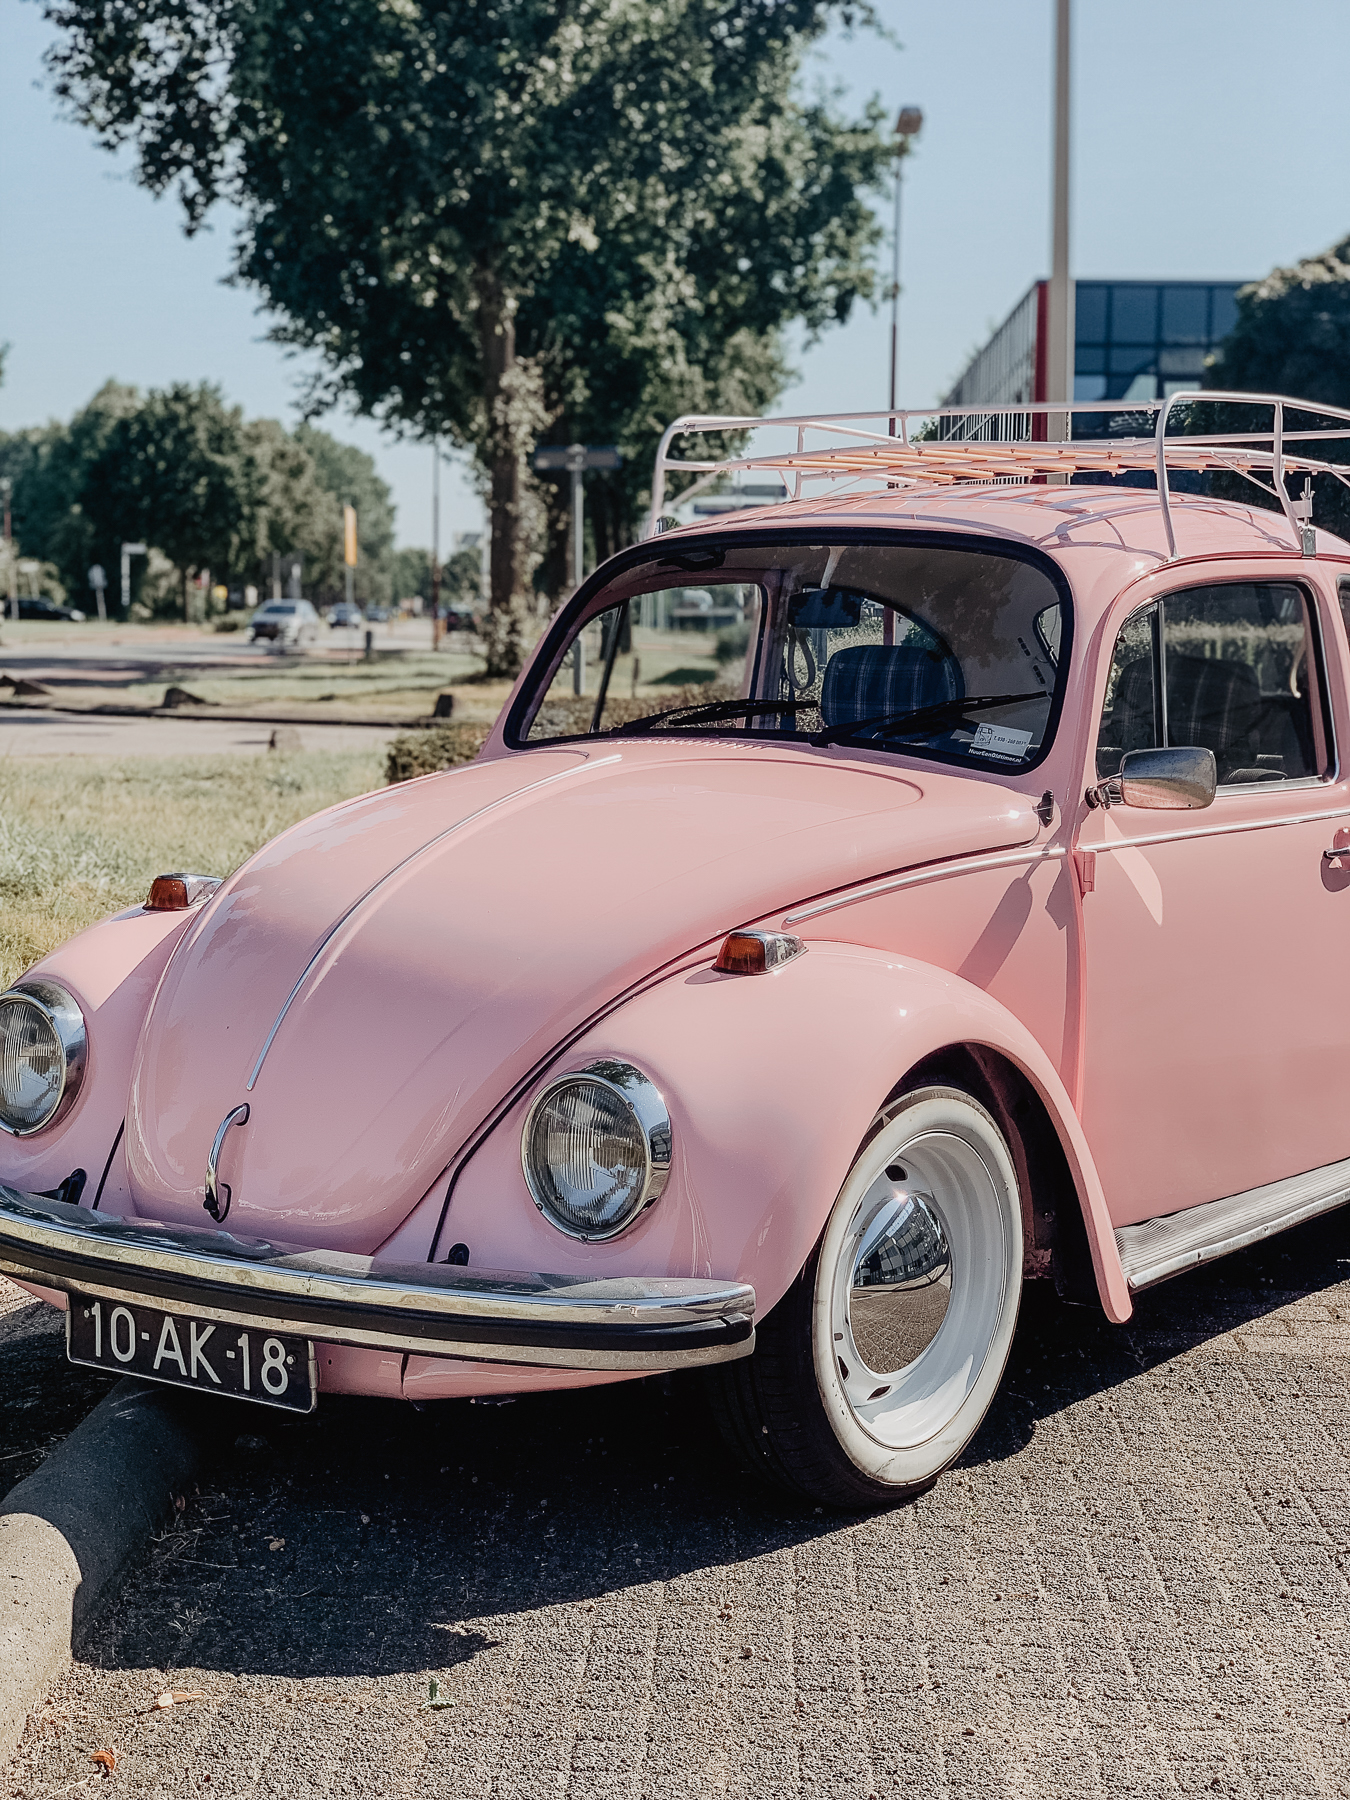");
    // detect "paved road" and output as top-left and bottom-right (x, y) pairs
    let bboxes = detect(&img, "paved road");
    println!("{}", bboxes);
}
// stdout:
(0, 1280), (113, 1491)
(0, 707), (405, 758)
(7, 1216), (1350, 1798)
